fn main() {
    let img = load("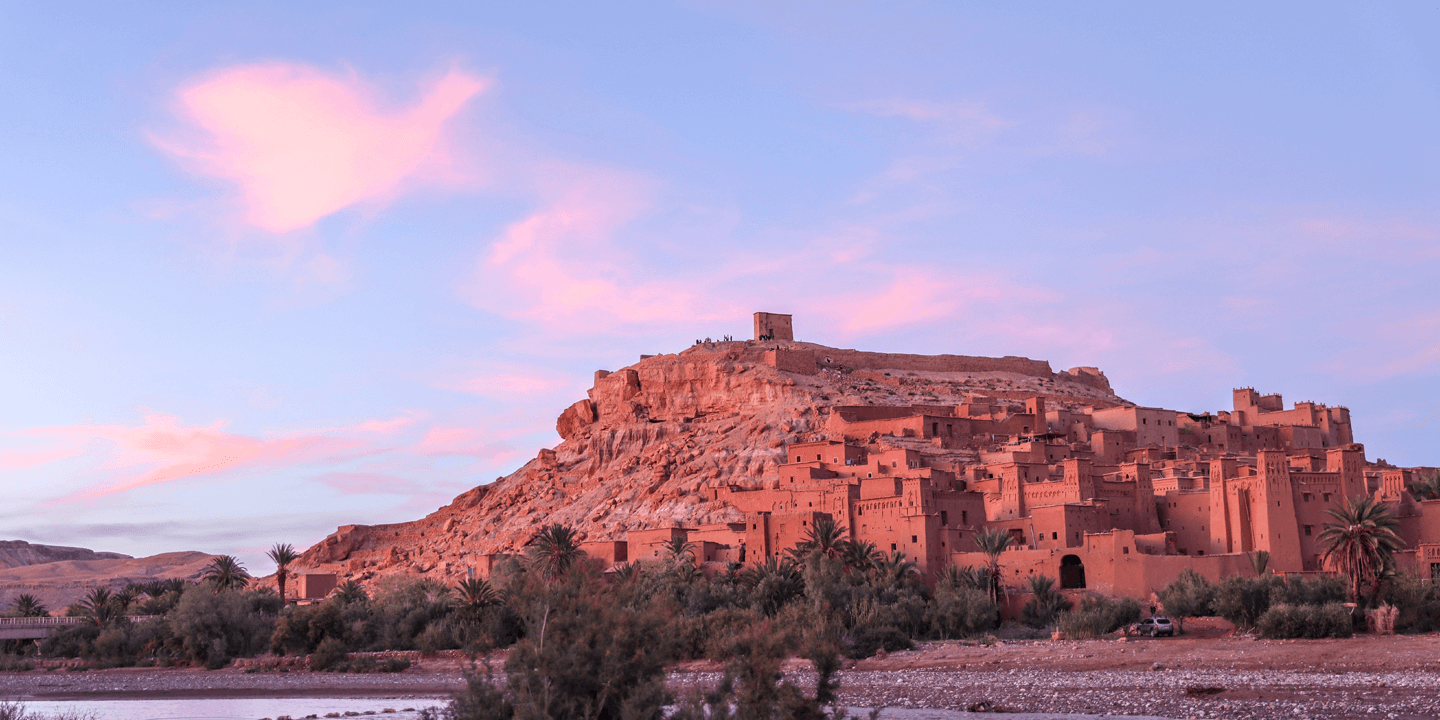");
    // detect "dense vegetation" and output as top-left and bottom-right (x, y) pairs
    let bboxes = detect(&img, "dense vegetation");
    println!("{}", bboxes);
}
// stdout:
(5, 513), (1438, 671)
